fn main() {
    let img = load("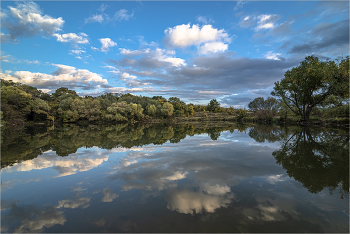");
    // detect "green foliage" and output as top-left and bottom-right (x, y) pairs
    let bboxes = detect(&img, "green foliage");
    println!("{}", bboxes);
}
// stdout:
(236, 108), (247, 119)
(161, 102), (174, 118)
(227, 106), (234, 115)
(248, 97), (279, 113)
(29, 98), (51, 121)
(207, 99), (220, 112)
(256, 109), (273, 121)
(146, 104), (157, 117)
(129, 103), (144, 120)
(1, 86), (32, 123)
(272, 56), (350, 120)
